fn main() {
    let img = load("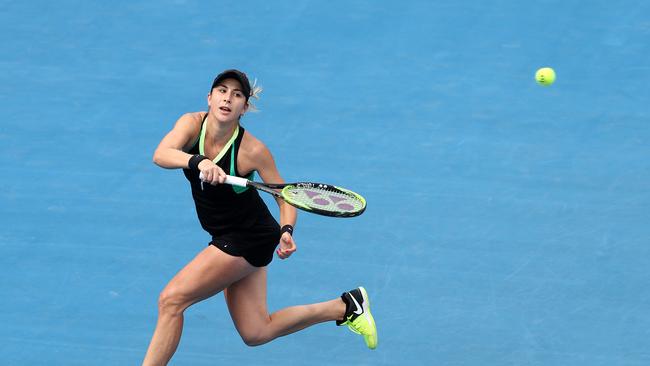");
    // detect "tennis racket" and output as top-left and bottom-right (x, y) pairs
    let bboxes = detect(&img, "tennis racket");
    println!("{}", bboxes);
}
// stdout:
(199, 173), (366, 217)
